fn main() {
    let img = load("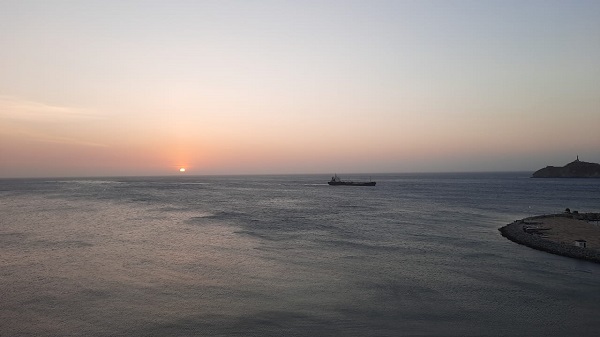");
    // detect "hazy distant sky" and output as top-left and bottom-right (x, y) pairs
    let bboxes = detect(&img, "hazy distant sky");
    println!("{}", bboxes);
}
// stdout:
(1, 0), (599, 177)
